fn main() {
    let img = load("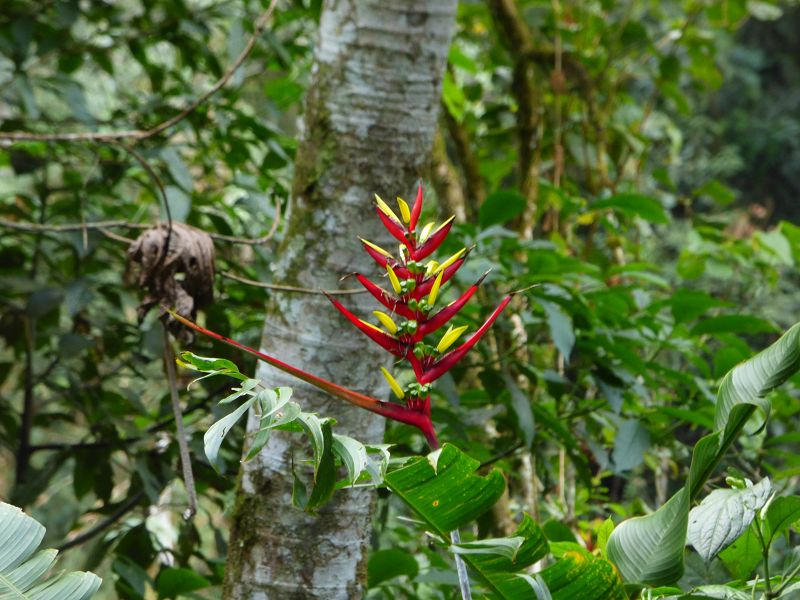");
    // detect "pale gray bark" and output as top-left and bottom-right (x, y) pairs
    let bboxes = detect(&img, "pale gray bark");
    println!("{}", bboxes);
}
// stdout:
(223, 1), (457, 598)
